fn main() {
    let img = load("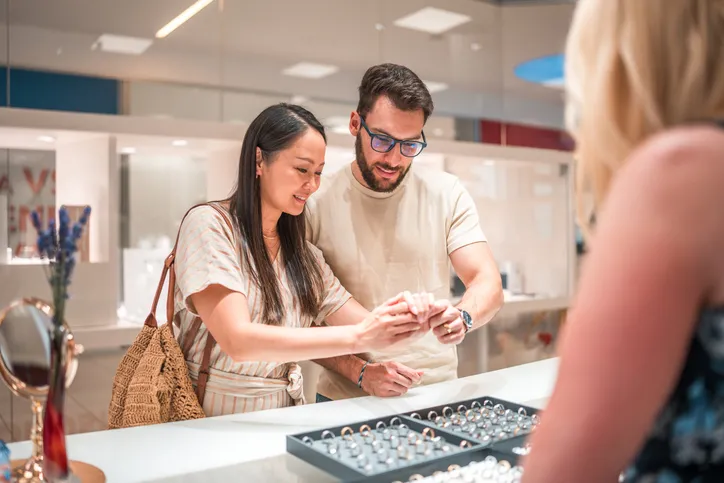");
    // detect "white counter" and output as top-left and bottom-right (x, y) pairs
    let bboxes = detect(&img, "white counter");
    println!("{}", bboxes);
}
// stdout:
(7, 358), (559, 483)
